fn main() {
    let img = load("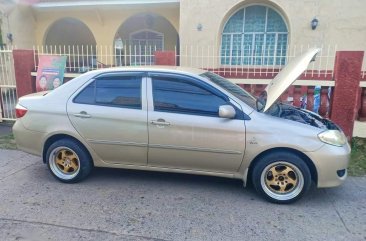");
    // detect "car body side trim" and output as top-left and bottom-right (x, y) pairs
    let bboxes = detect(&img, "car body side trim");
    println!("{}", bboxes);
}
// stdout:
(93, 161), (238, 179)
(149, 144), (242, 155)
(87, 139), (148, 147)
(87, 139), (241, 154)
